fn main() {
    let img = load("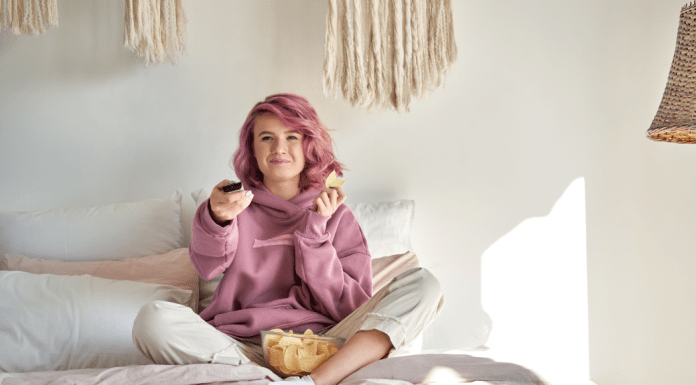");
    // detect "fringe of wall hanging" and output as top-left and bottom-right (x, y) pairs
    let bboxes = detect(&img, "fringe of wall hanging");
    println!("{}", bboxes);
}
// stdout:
(0, 0), (59, 35)
(323, 0), (457, 113)
(124, 0), (188, 65)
